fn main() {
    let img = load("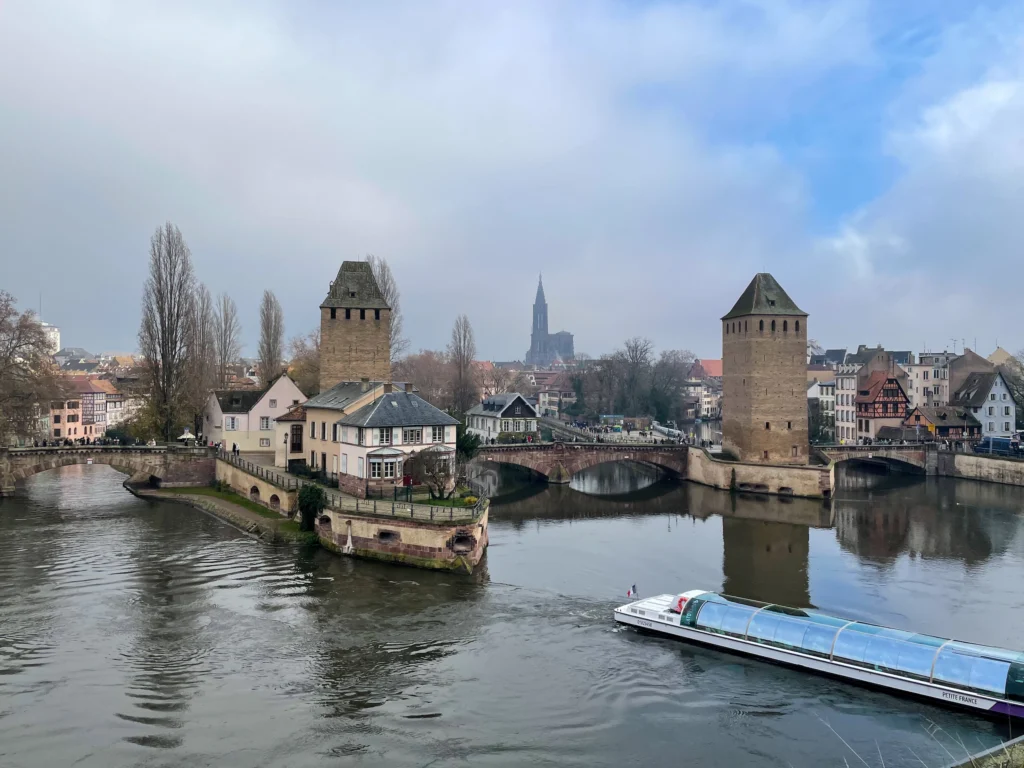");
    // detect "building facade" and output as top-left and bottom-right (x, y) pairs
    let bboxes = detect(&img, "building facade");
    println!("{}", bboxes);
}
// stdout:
(524, 276), (574, 367)
(204, 375), (306, 451)
(721, 273), (809, 464)
(951, 371), (1016, 438)
(855, 372), (911, 440)
(466, 393), (539, 442)
(319, 261), (392, 392)
(807, 379), (835, 442)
